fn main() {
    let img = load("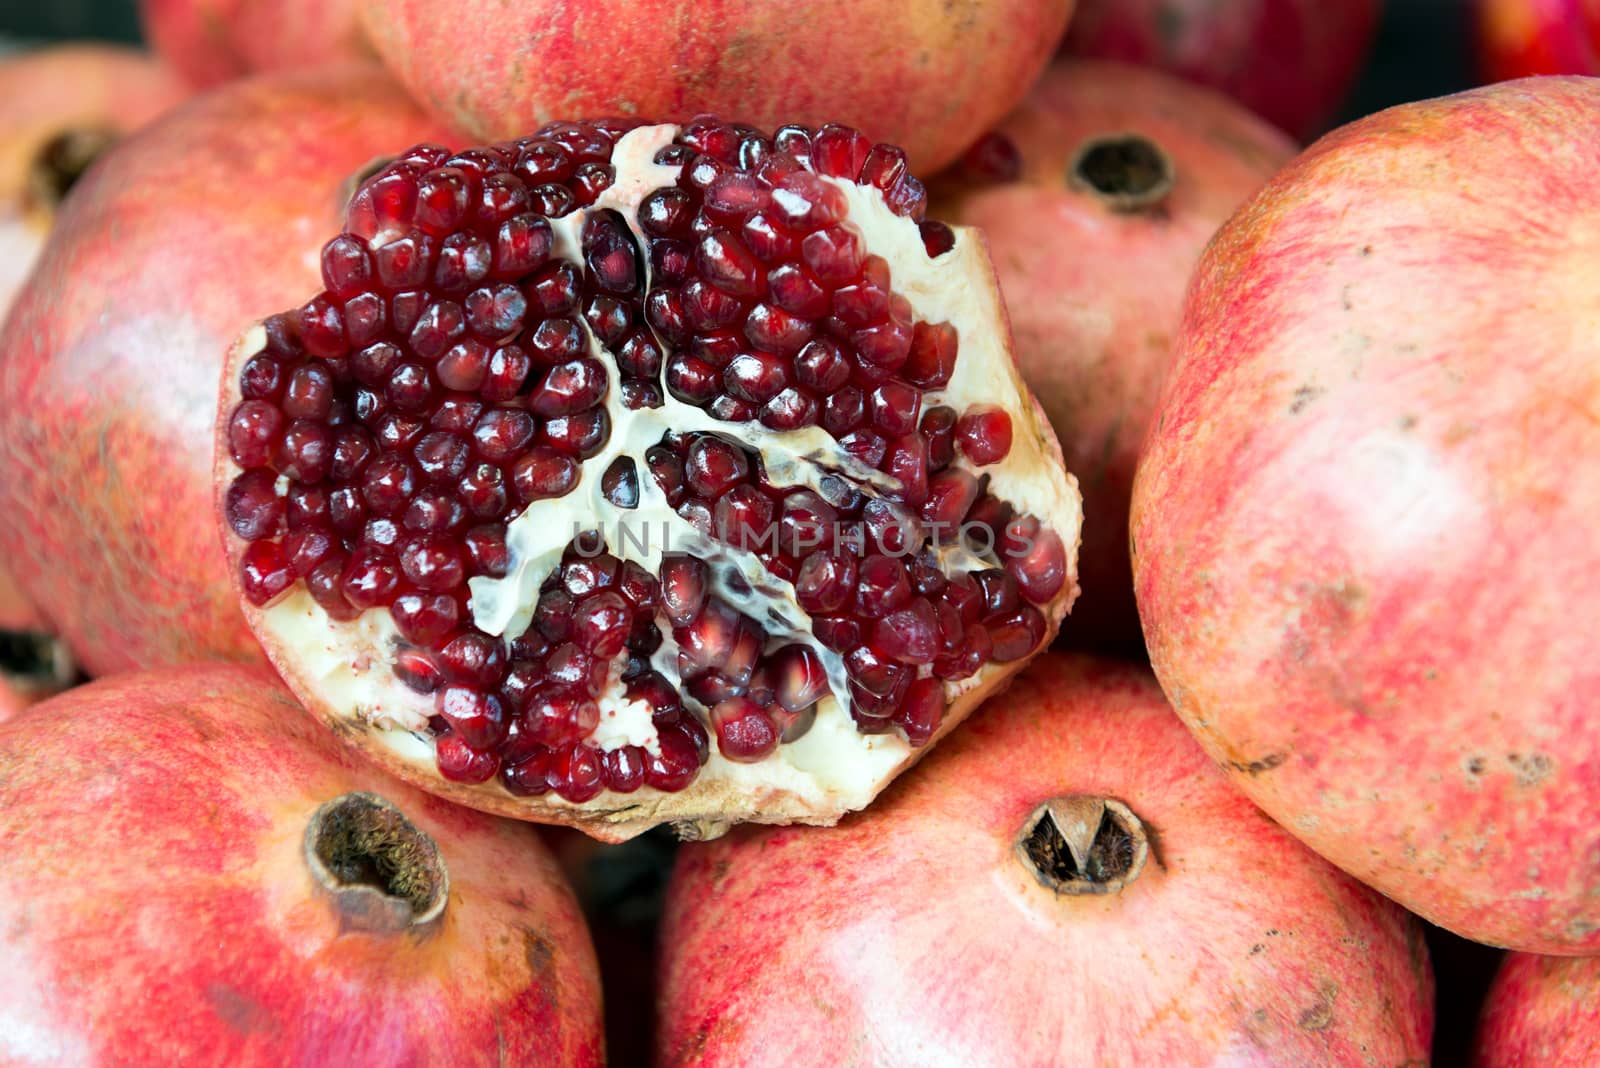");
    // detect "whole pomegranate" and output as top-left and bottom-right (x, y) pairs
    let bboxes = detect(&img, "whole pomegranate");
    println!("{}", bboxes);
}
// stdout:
(140, 0), (371, 86)
(0, 65), (453, 677)
(1475, 0), (1600, 80)
(1062, 0), (1382, 139)
(356, 0), (1076, 173)
(214, 116), (1083, 841)
(658, 654), (1434, 1066)
(0, 43), (186, 322)
(0, 664), (602, 1064)
(932, 60), (1294, 651)
(1476, 953), (1600, 1065)
(1132, 77), (1600, 953)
